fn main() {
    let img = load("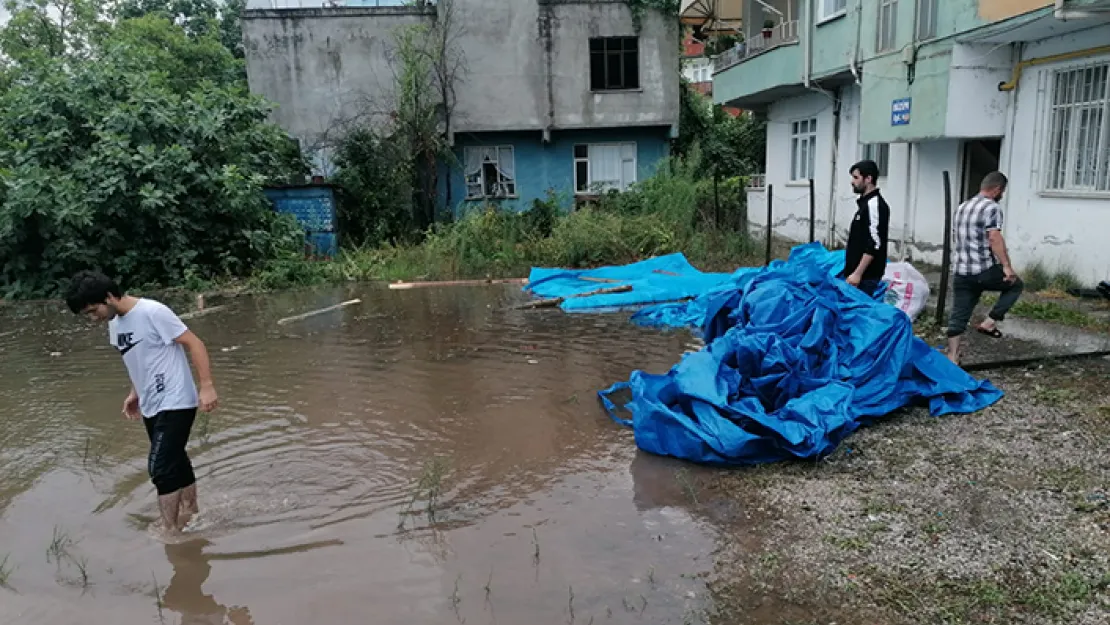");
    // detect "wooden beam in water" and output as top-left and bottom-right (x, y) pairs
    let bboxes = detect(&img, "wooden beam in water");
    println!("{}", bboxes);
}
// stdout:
(388, 278), (527, 290)
(276, 299), (362, 325)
